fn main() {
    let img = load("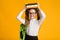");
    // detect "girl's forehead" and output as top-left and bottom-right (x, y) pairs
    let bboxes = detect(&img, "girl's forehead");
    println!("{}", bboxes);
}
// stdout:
(29, 9), (36, 13)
